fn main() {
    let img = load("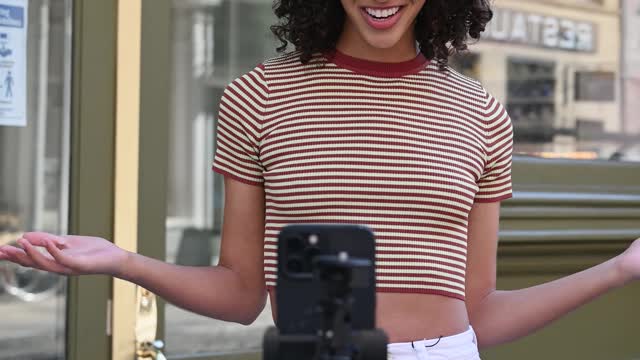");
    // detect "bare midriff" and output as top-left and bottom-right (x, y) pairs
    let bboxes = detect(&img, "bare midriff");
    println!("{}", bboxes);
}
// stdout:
(267, 289), (470, 343)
